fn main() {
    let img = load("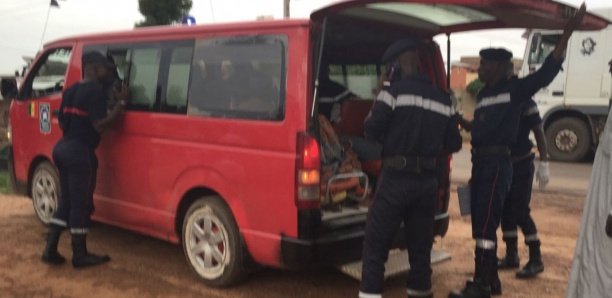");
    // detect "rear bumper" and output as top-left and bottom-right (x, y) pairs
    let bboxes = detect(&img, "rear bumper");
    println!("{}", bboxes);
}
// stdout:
(280, 225), (407, 269)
